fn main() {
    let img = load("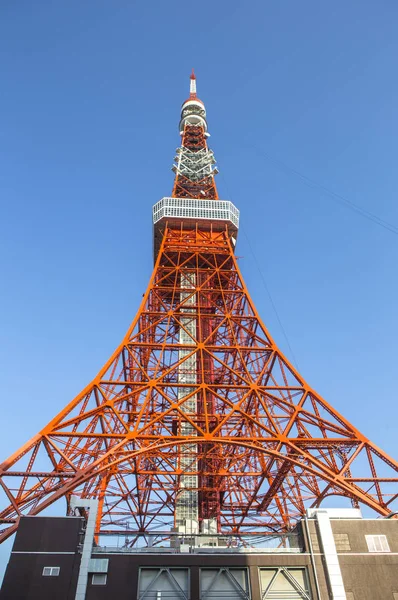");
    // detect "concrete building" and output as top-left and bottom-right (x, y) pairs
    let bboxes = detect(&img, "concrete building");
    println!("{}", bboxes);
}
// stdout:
(1, 506), (397, 599)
